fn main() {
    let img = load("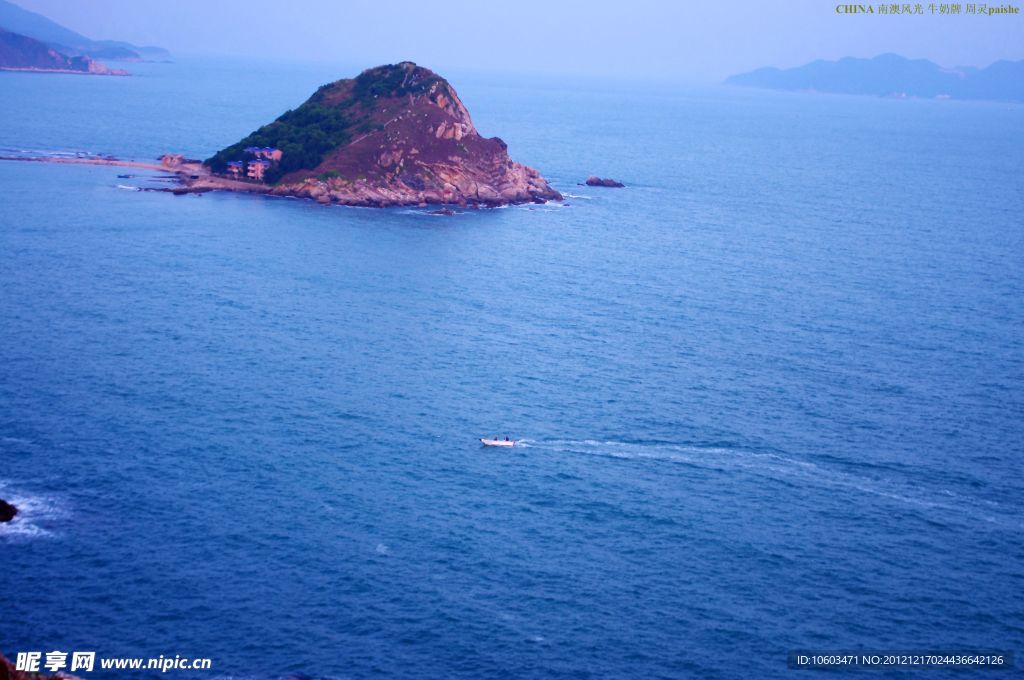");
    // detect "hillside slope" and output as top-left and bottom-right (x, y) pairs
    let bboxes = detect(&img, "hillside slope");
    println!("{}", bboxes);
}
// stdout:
(207, 62), (561, 207)
(0, 28), (125, 74)
(0, 0), (168, 59)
